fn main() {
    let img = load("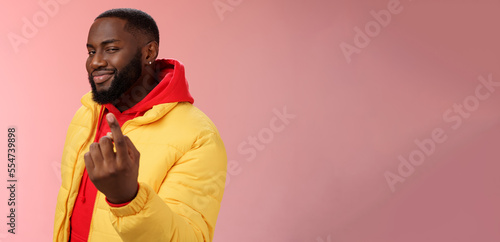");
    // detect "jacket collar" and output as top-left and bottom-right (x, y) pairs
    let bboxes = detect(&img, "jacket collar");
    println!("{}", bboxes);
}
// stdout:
(80, 91), (178, 126)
